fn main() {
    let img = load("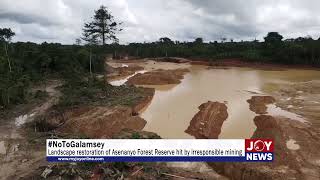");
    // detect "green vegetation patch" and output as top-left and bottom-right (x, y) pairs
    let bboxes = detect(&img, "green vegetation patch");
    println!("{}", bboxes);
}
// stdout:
(57, 77), (151, 109)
